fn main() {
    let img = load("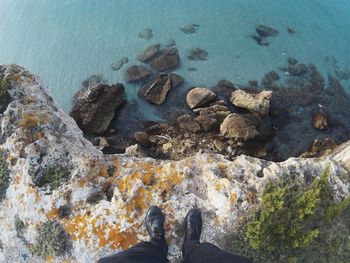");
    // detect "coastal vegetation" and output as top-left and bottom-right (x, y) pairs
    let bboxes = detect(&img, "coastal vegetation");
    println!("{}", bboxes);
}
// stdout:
(0, 151), (9, 202)
(228, 168), (350, 263)
(33, 220), (72, 259)
(0, 76), (10, 113)
(37, 167), (69, 191)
